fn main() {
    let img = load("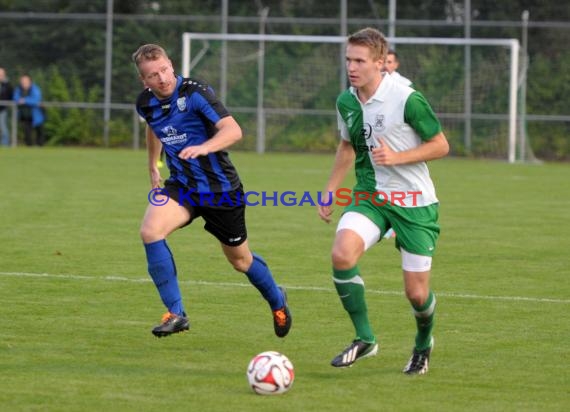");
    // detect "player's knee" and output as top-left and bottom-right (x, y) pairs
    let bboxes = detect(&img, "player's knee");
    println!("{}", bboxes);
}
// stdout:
(230, 261), (248, 273)
(140, 225), (151, 243)
(228, 255), (251, 273)
(331, 247), (358, 269)
(140, 223), (161, 243)
(405, 287), (428, 307)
